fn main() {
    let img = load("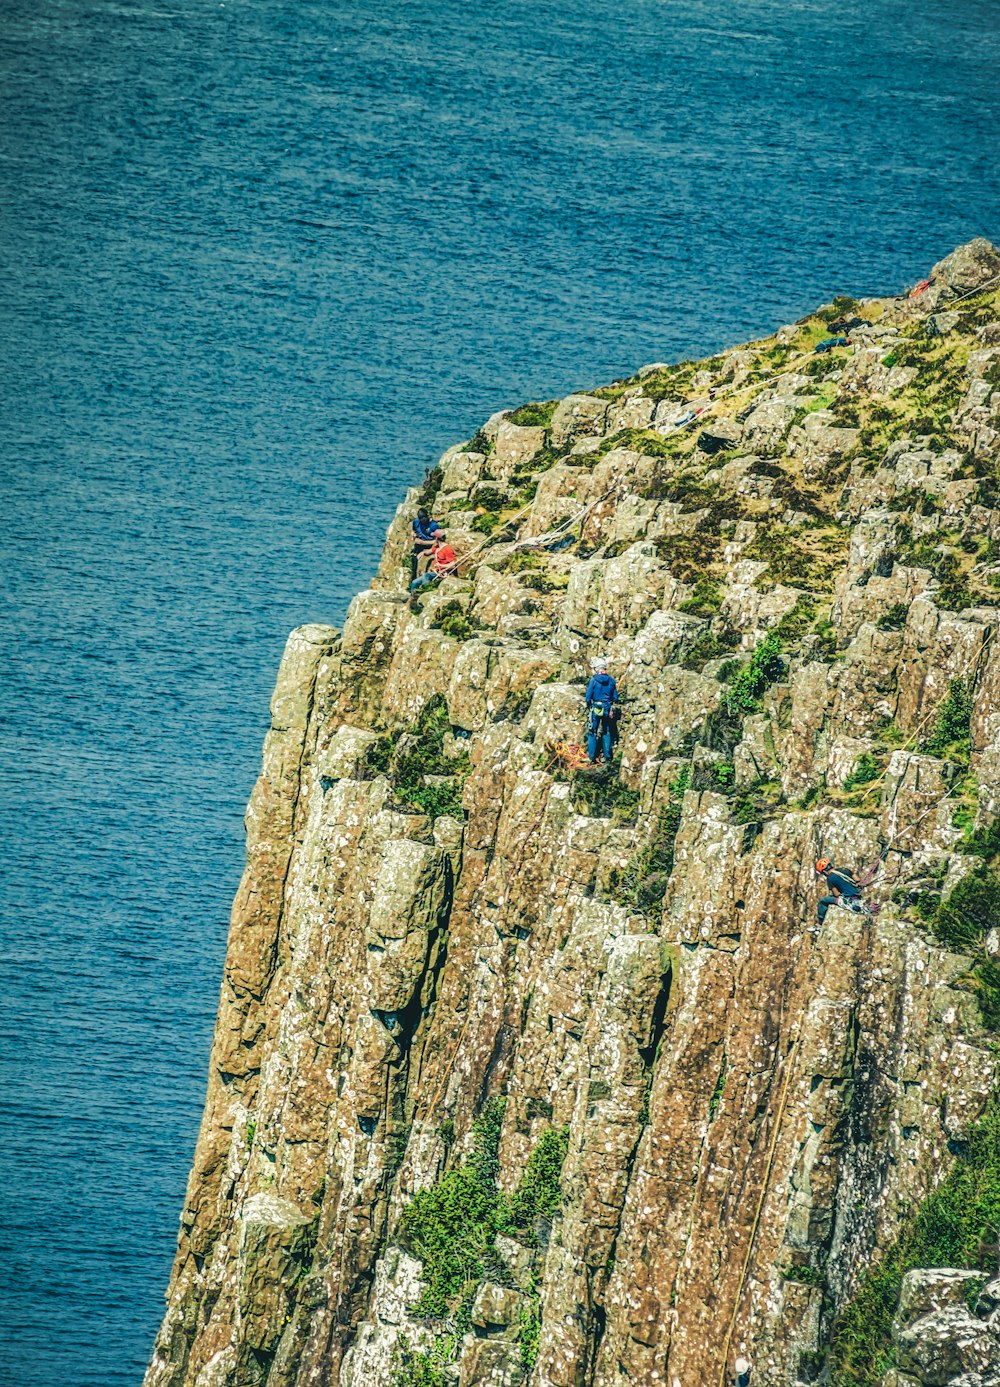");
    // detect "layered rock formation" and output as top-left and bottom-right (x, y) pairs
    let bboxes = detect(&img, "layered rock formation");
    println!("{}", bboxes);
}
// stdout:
(147, 241), (1000, 1387)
